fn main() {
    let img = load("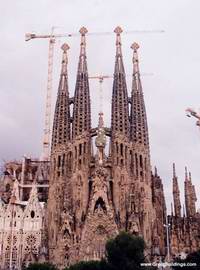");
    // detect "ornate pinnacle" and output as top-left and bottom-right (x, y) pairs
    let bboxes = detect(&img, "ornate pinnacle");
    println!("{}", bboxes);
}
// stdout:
(173, 163), (176, 178)
(114, 26), (123, 54)
(79, 27), (87, 57)
(96, 112), (106, 149)
(189, 171), (192, 182)
(61, 43), (69, 75)
(154, 166), (157, 176)
(79, 26), (88, 35)
(98, 112), (104, 129)
(131, 42), (140, 73)
(185, 166), (188, 180)
(114, 26), (123, 35)
(131, 42), (140, 51)
(61, 43), (70, 52)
